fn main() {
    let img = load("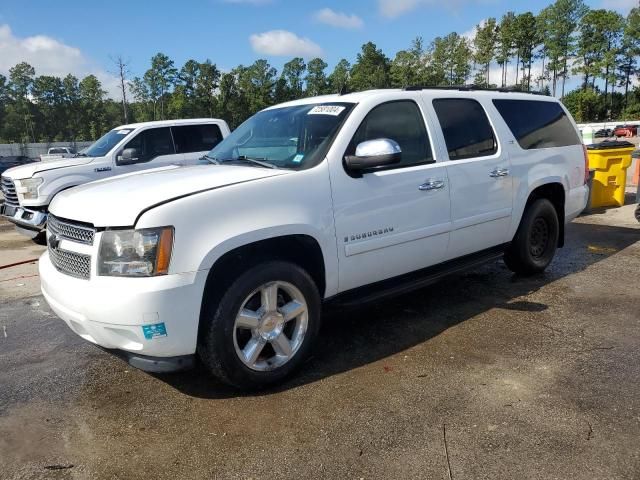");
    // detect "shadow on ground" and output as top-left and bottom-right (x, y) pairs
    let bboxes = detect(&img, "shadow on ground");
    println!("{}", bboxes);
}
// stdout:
(148, 221), (639, 399)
